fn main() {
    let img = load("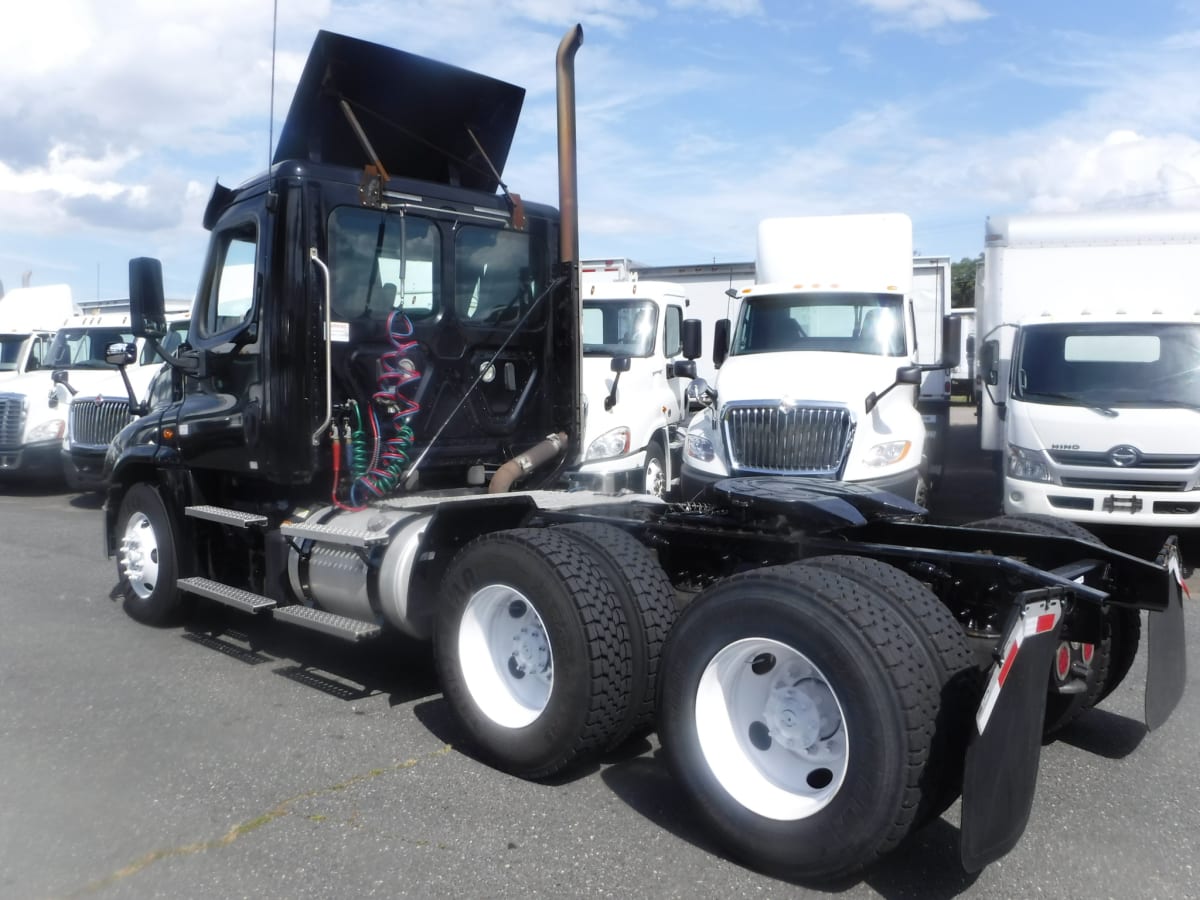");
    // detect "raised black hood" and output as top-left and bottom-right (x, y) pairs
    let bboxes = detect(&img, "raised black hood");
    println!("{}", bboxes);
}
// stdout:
(273, 30), (525, 193)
